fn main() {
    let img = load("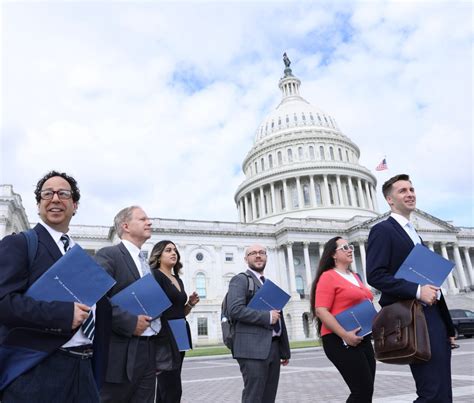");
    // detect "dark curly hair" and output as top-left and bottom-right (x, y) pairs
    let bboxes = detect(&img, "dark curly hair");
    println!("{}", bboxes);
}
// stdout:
(34, 170), (80, 203)
(149, 240), (183, 277)
(309, 236), (342, 336)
